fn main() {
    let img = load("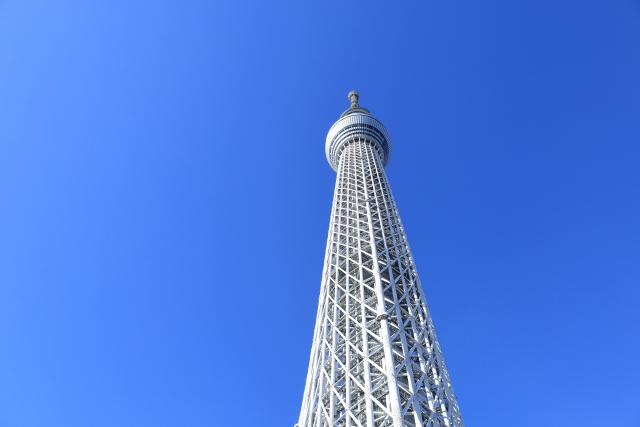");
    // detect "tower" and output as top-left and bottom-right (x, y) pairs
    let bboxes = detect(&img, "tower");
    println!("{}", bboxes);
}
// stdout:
(297, 92), (465, 427)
